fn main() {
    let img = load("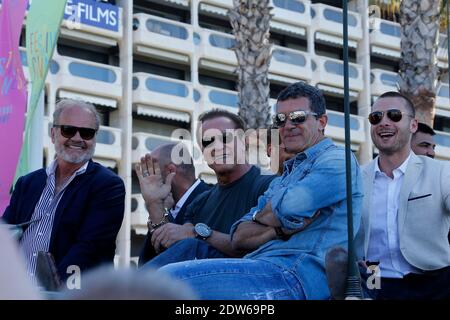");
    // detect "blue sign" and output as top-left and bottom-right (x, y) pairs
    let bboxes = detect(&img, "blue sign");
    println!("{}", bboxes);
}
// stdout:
(64, 0), (119, 32)
(0, 0), (120, 32)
